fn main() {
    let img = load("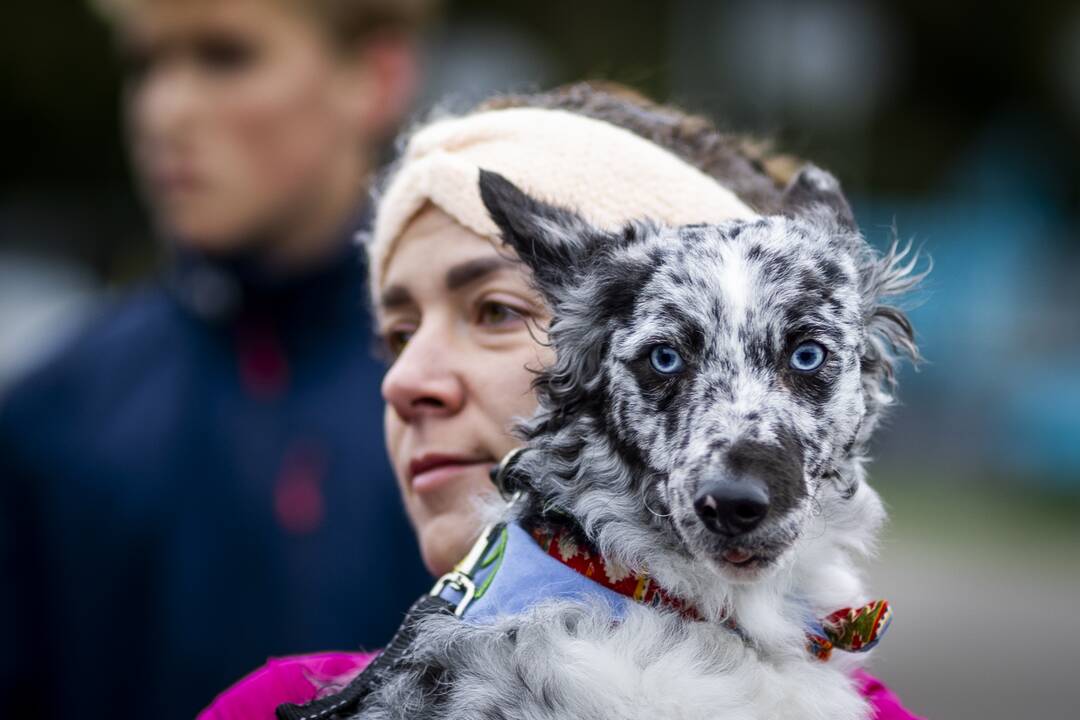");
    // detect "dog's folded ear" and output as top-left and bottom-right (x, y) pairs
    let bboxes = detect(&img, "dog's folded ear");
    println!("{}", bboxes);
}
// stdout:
(478, 169), (603, 302)
(780, 164), (858, 234)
